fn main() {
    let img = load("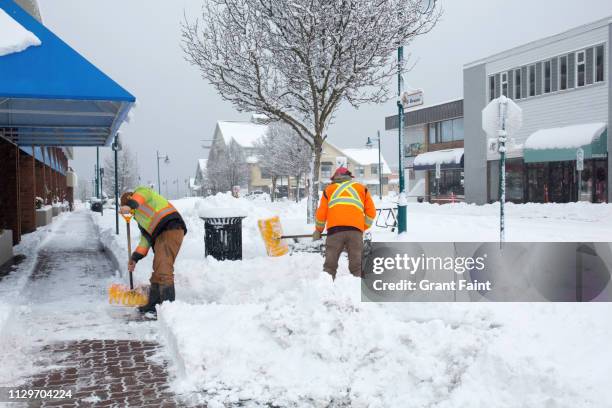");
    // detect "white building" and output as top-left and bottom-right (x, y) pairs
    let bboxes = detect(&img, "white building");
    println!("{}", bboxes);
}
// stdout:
(464, 16), (610, 204)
